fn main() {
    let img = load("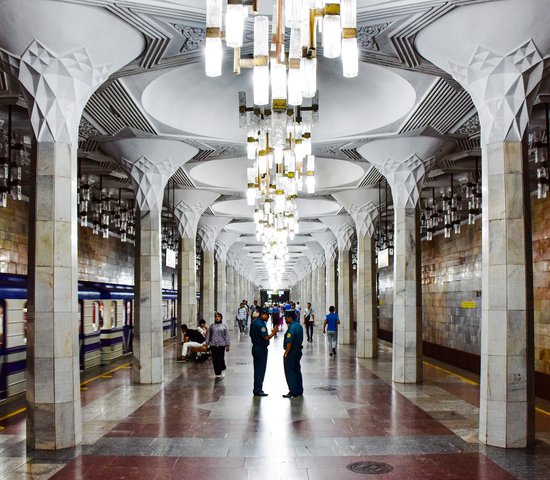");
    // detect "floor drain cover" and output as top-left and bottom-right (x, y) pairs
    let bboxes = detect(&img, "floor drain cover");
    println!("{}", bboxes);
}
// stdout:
(313, 386), (338, 392)
(346, 461), (394, 475)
